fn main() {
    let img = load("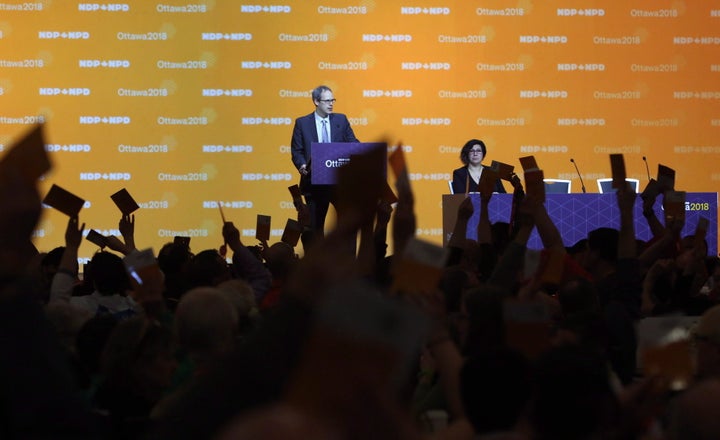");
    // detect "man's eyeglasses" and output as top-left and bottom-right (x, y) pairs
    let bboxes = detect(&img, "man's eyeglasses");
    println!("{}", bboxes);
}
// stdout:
(319, 99), (336, 104)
